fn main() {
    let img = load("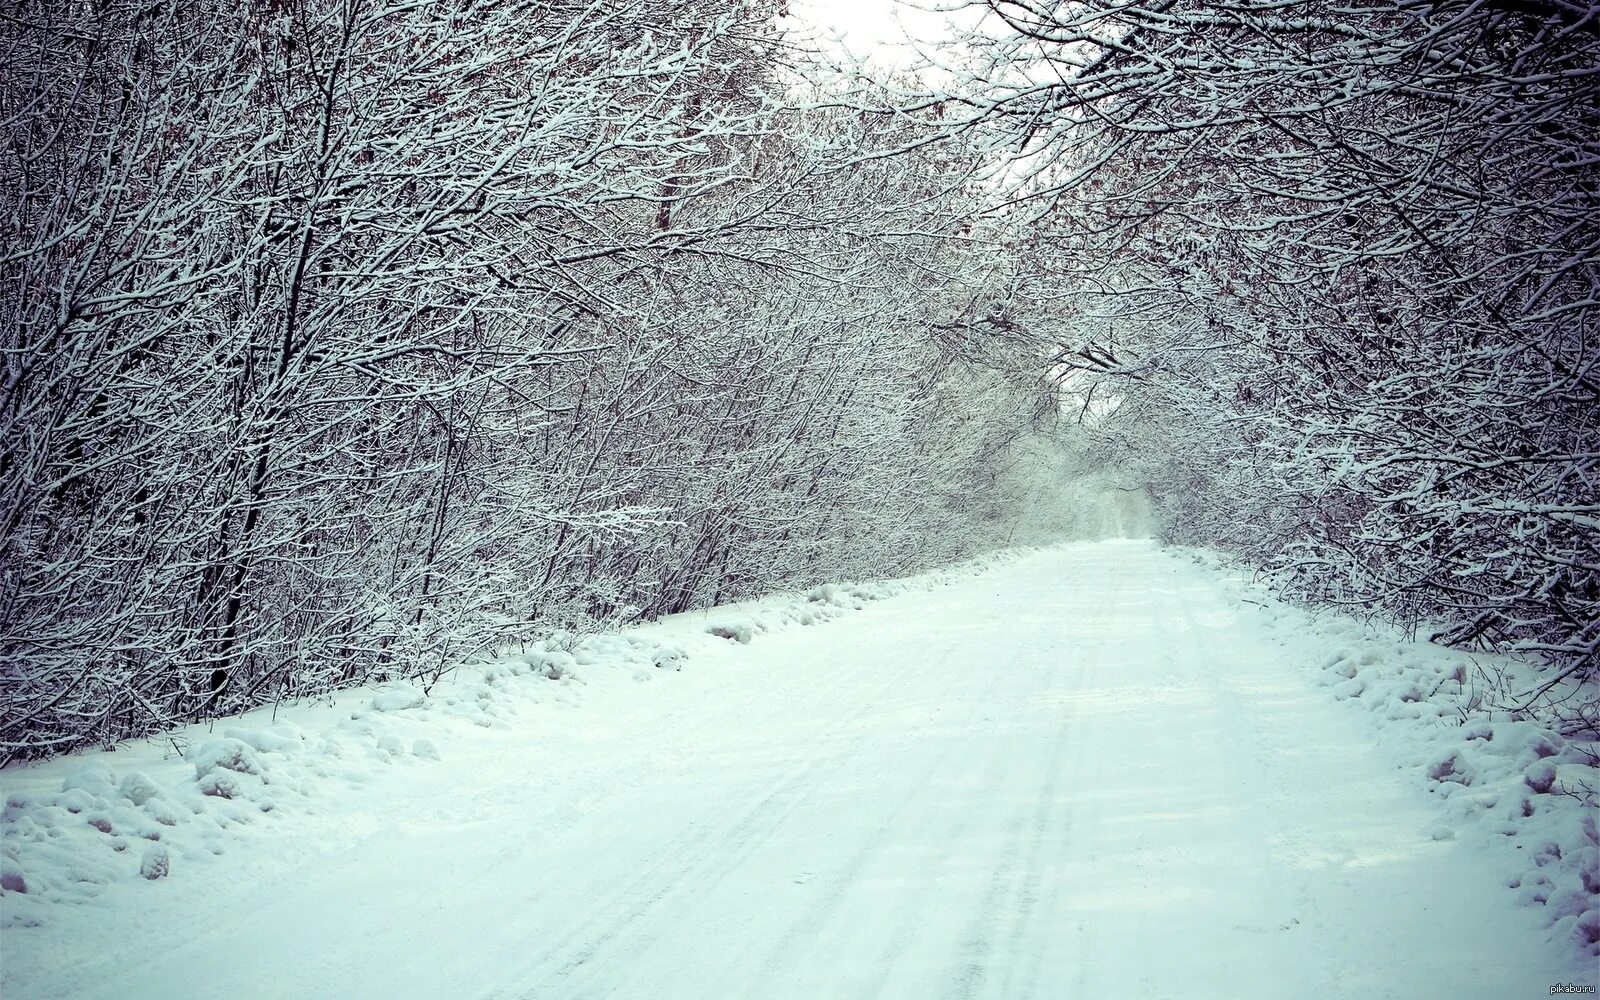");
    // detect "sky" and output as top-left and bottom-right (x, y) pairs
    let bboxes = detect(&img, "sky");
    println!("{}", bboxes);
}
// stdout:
(785, 0), (969, 67)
